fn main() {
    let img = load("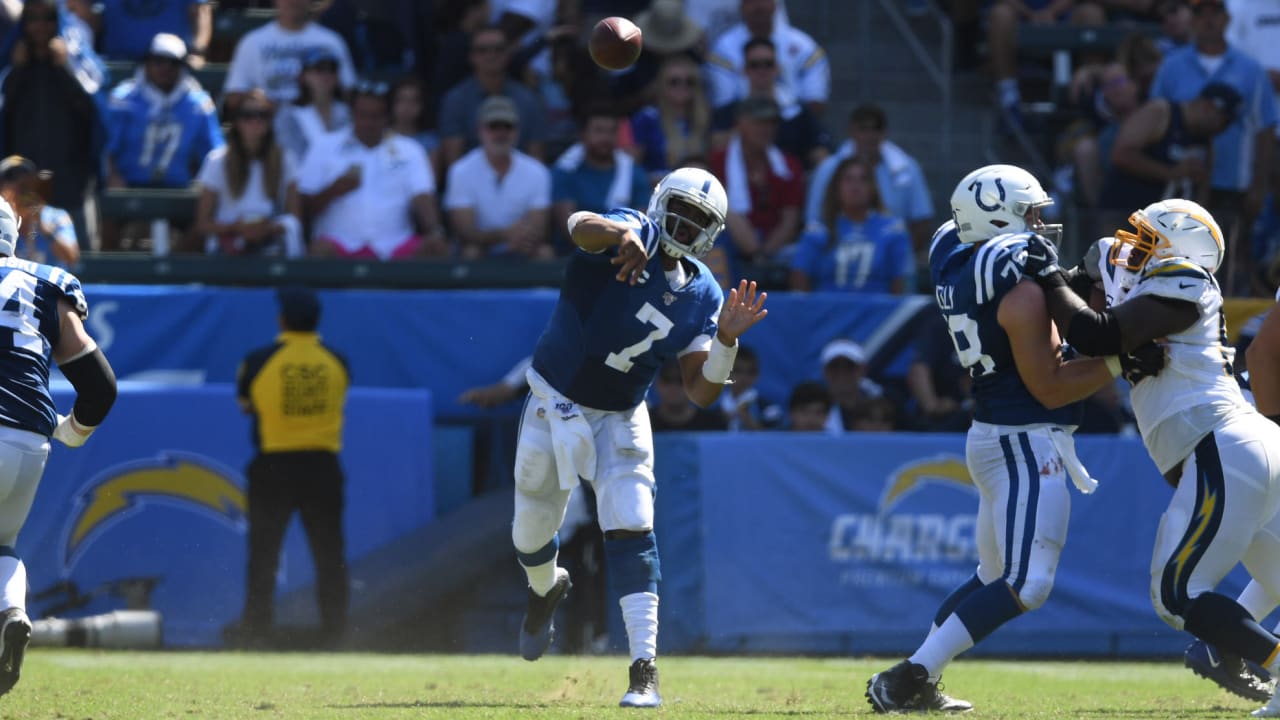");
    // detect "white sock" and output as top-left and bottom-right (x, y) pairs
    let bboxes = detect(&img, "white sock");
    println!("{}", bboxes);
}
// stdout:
(620, 591), (659, 661)
(910, 614), (974, 683)
(0, 557), (24, 611)
(997, 78), (1019, 108)
(524, 559), (560, 597)
(1238, 581), (1280, 623)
